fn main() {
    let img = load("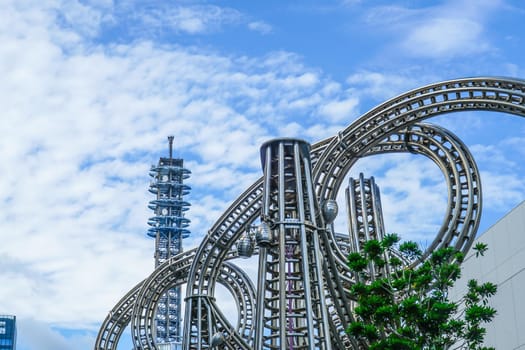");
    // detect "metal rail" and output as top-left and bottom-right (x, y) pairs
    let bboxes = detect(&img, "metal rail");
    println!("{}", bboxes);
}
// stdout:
(95, 77), (525, 350)
(95, 249), (256, 350)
